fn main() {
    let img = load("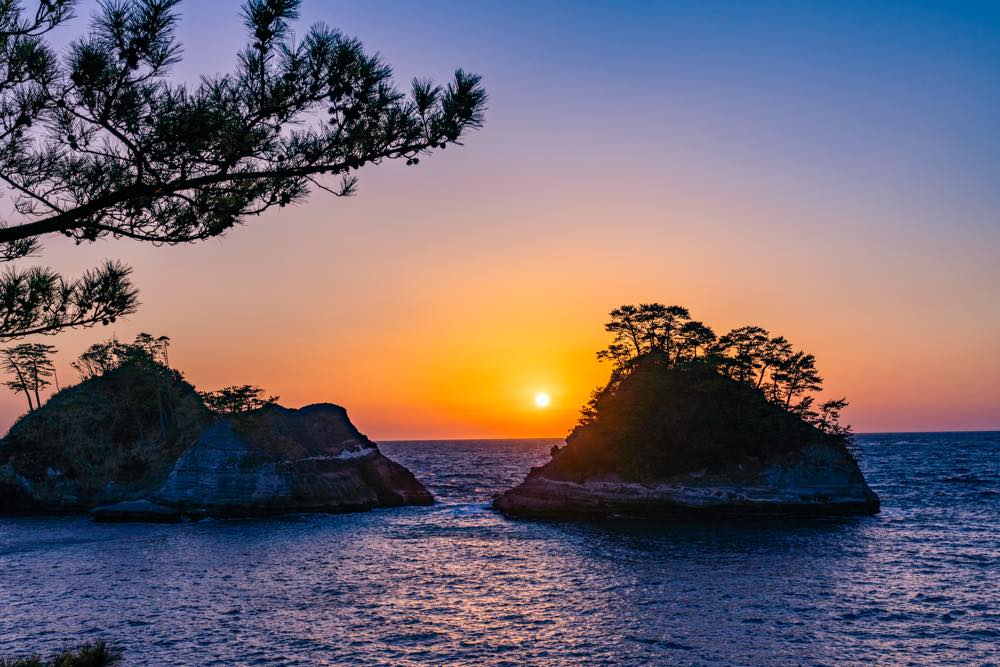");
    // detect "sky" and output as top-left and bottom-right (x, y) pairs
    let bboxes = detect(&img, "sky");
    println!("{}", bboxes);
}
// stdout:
(2, 0), (998, 439)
